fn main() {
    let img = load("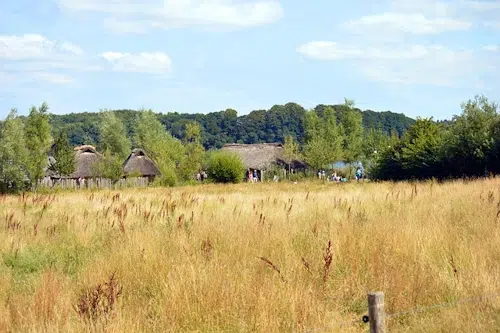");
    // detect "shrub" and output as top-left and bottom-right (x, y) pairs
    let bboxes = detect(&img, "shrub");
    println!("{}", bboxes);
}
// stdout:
(289, 172), (306, 182)
(152, 160), (178, 187)
(207, 152), (245, 183)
